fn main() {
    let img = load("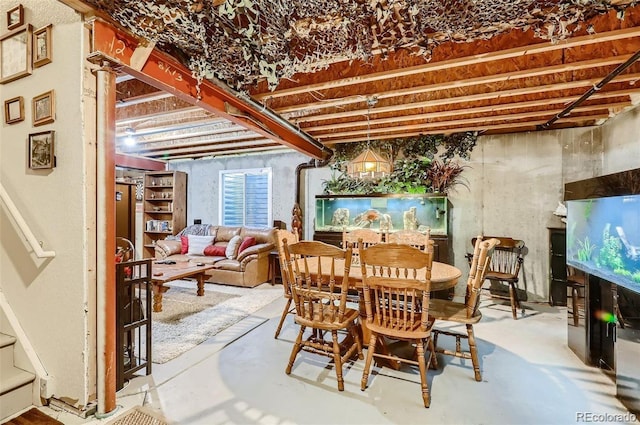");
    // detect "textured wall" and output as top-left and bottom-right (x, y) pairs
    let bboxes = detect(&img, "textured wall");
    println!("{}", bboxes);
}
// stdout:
(0, 0), (94, 408)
